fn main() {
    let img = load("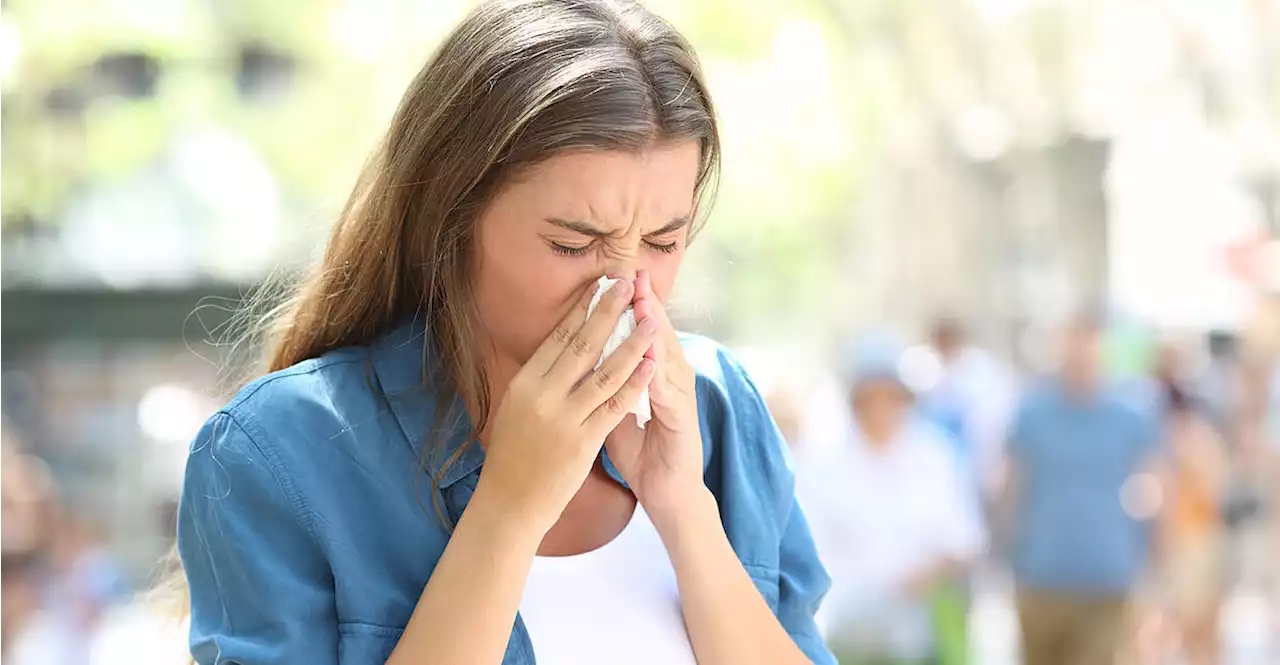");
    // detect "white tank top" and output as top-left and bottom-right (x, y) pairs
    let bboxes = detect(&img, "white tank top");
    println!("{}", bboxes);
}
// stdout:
(518, 505), (697, 664)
